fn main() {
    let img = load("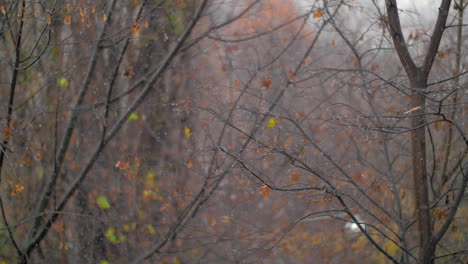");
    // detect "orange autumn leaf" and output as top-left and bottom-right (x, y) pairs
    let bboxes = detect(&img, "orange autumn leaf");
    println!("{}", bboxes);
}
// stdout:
(123, 67), (135, 78)
(131, 22), (141, 37)
(262, 78), (272, 89)
(34, 148), (44, 161)
(437, 51), (449, 59)
(351, 173), (362, 181)
(314, 10), (323, 18)
(283, 136), (293, 148)
(115, 160), (130, 170)
(290, 171), (301, 183)
(288, 69), (295, 80)
(371, 64), (381, 71)
(64, 14), (71, 25)
(176, 0), (185, 7)
(134, 156), (141, 168)
(11, 183), (25, 196)
(233, 80), (239, 88)
(21, 156), (31, 167)
(260, 184), (270, 197)
(3, 122), (13, 139)
(209, 216), (217, 226)
(187, 160), (193, 168)
(160, 202), (171, 213)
